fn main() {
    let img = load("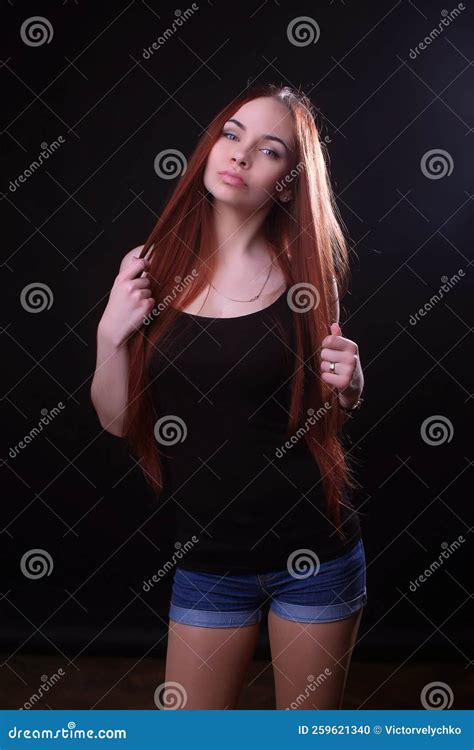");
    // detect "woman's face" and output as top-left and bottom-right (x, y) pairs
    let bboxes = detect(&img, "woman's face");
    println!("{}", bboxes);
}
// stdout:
(203, 96), (296, 211)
